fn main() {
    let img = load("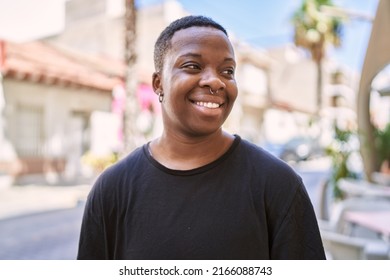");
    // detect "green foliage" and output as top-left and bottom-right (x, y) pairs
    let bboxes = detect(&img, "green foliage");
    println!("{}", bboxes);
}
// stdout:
(325, 124), (358, 199)
(375, 123), (390, 166)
